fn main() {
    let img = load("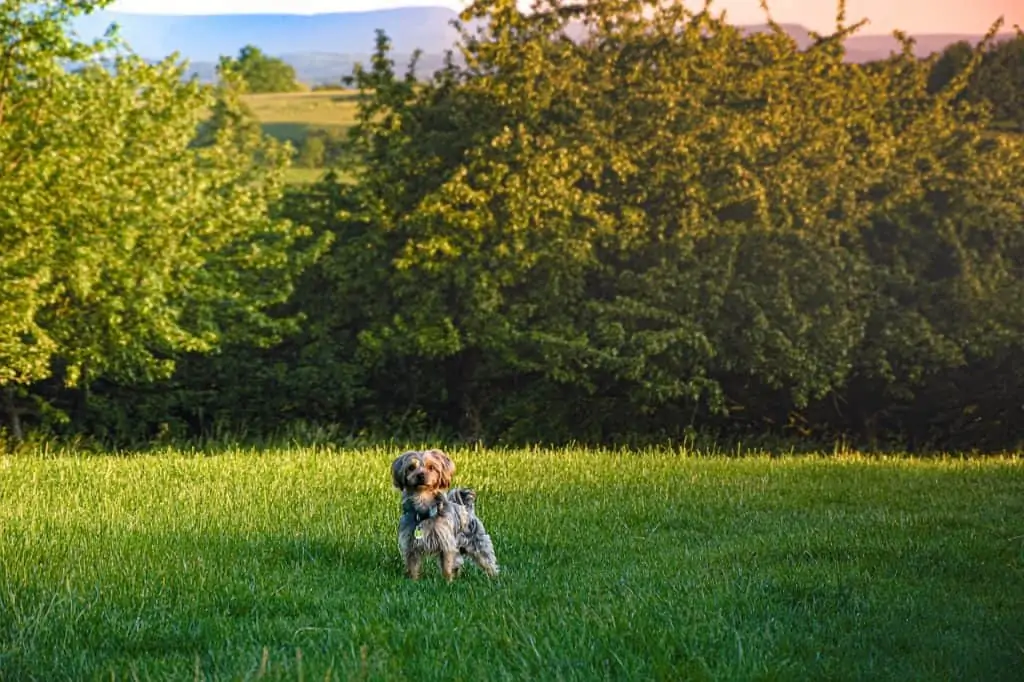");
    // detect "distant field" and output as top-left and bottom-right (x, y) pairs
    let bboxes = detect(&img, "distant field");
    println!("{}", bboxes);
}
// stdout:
(283, 167), (330, 185)
(242, 90), (360, 140)
(282, 166), (357, 186)
(1, 446), (1022, 680)
(240, 91), (361, 184)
